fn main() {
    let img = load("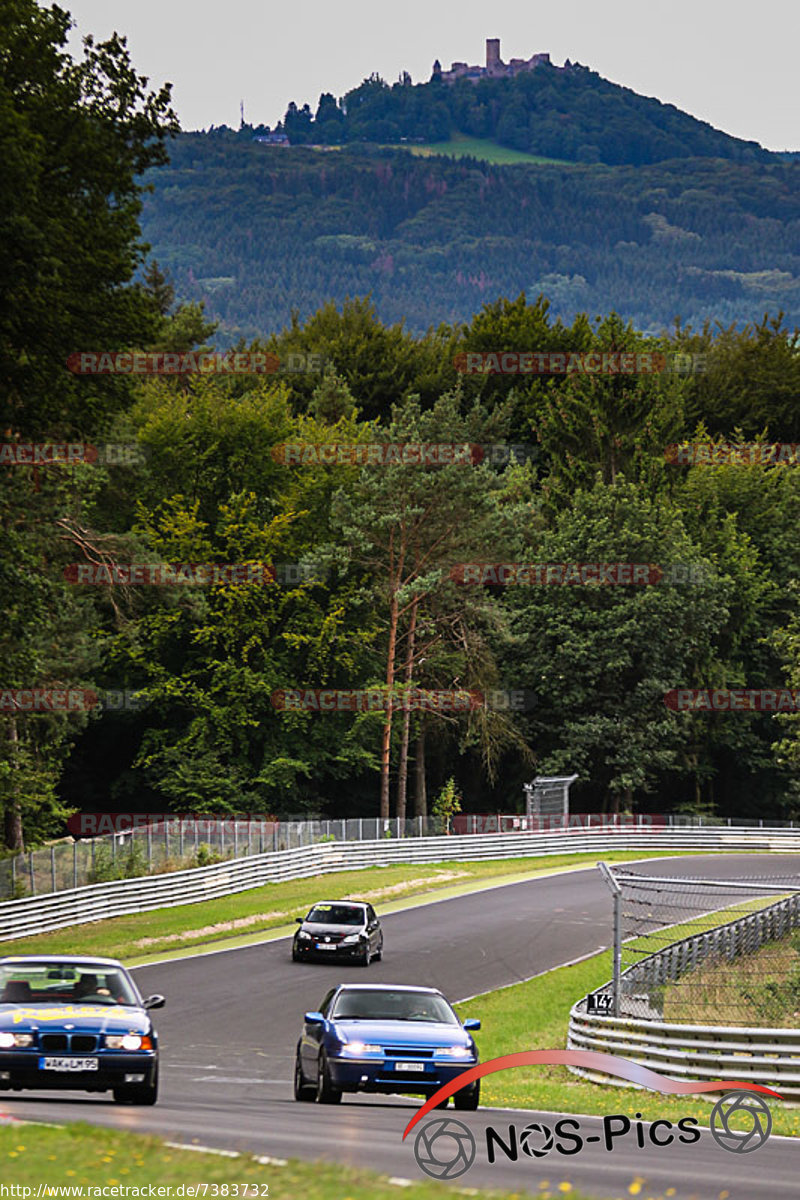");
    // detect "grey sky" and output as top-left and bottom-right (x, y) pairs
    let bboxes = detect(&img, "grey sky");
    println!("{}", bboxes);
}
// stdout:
(65, 0), (798, 151)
